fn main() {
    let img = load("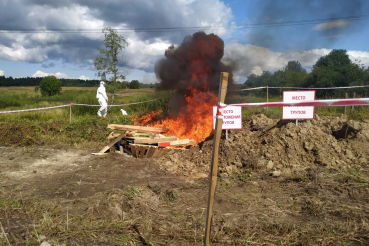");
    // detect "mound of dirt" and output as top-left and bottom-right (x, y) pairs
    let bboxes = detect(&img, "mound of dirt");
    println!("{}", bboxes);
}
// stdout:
(159, 114), (369, 179)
